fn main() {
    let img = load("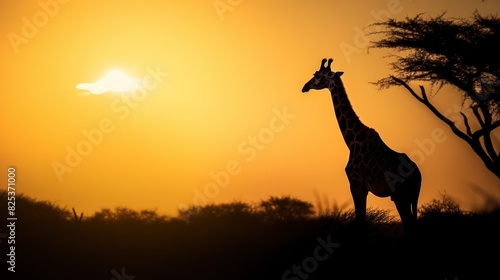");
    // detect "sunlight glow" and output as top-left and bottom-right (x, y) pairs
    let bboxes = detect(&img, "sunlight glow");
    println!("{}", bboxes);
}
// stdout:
(76, 69), (140, 94)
